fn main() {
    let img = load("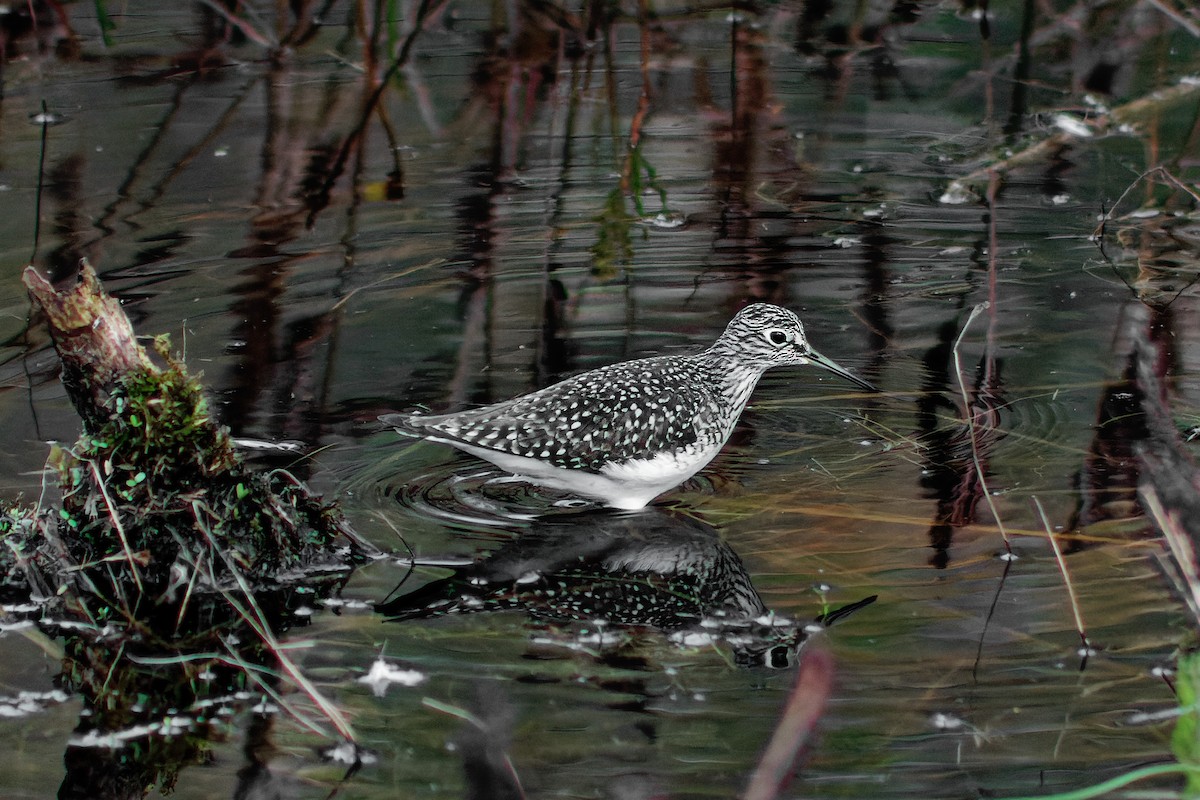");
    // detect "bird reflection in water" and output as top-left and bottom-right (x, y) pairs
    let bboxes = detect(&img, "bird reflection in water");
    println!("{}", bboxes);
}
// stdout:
(377, 507), (874, 668)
